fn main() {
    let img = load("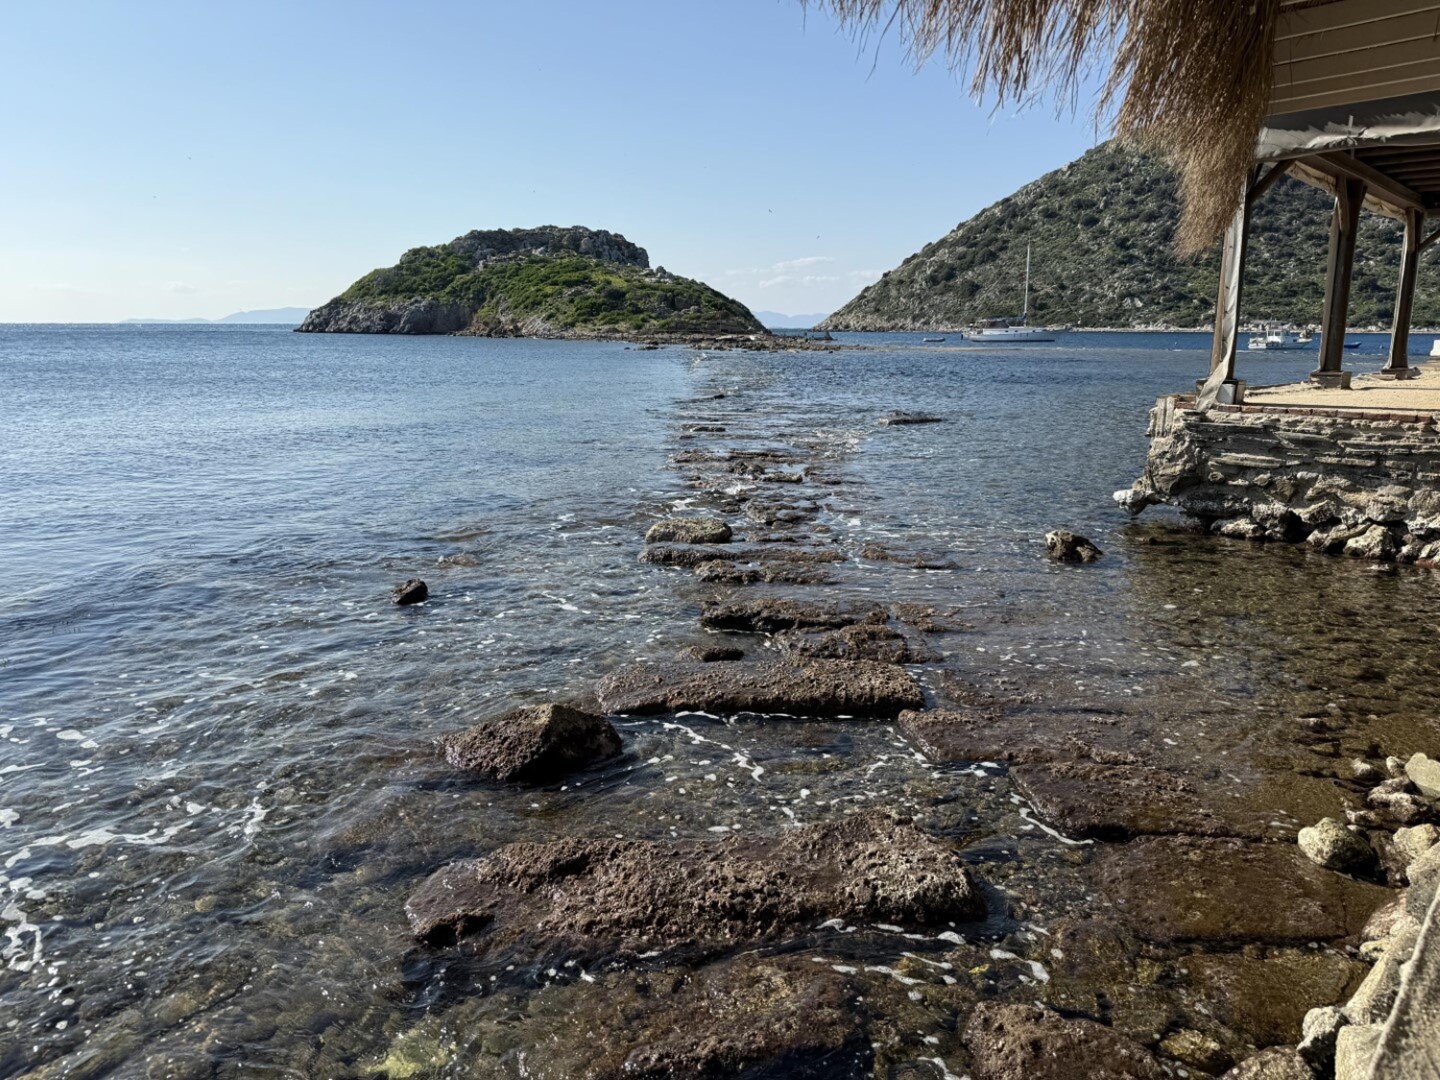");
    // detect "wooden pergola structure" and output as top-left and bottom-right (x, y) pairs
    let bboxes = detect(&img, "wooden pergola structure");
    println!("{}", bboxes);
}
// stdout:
(1203, 0), (1440, 405)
